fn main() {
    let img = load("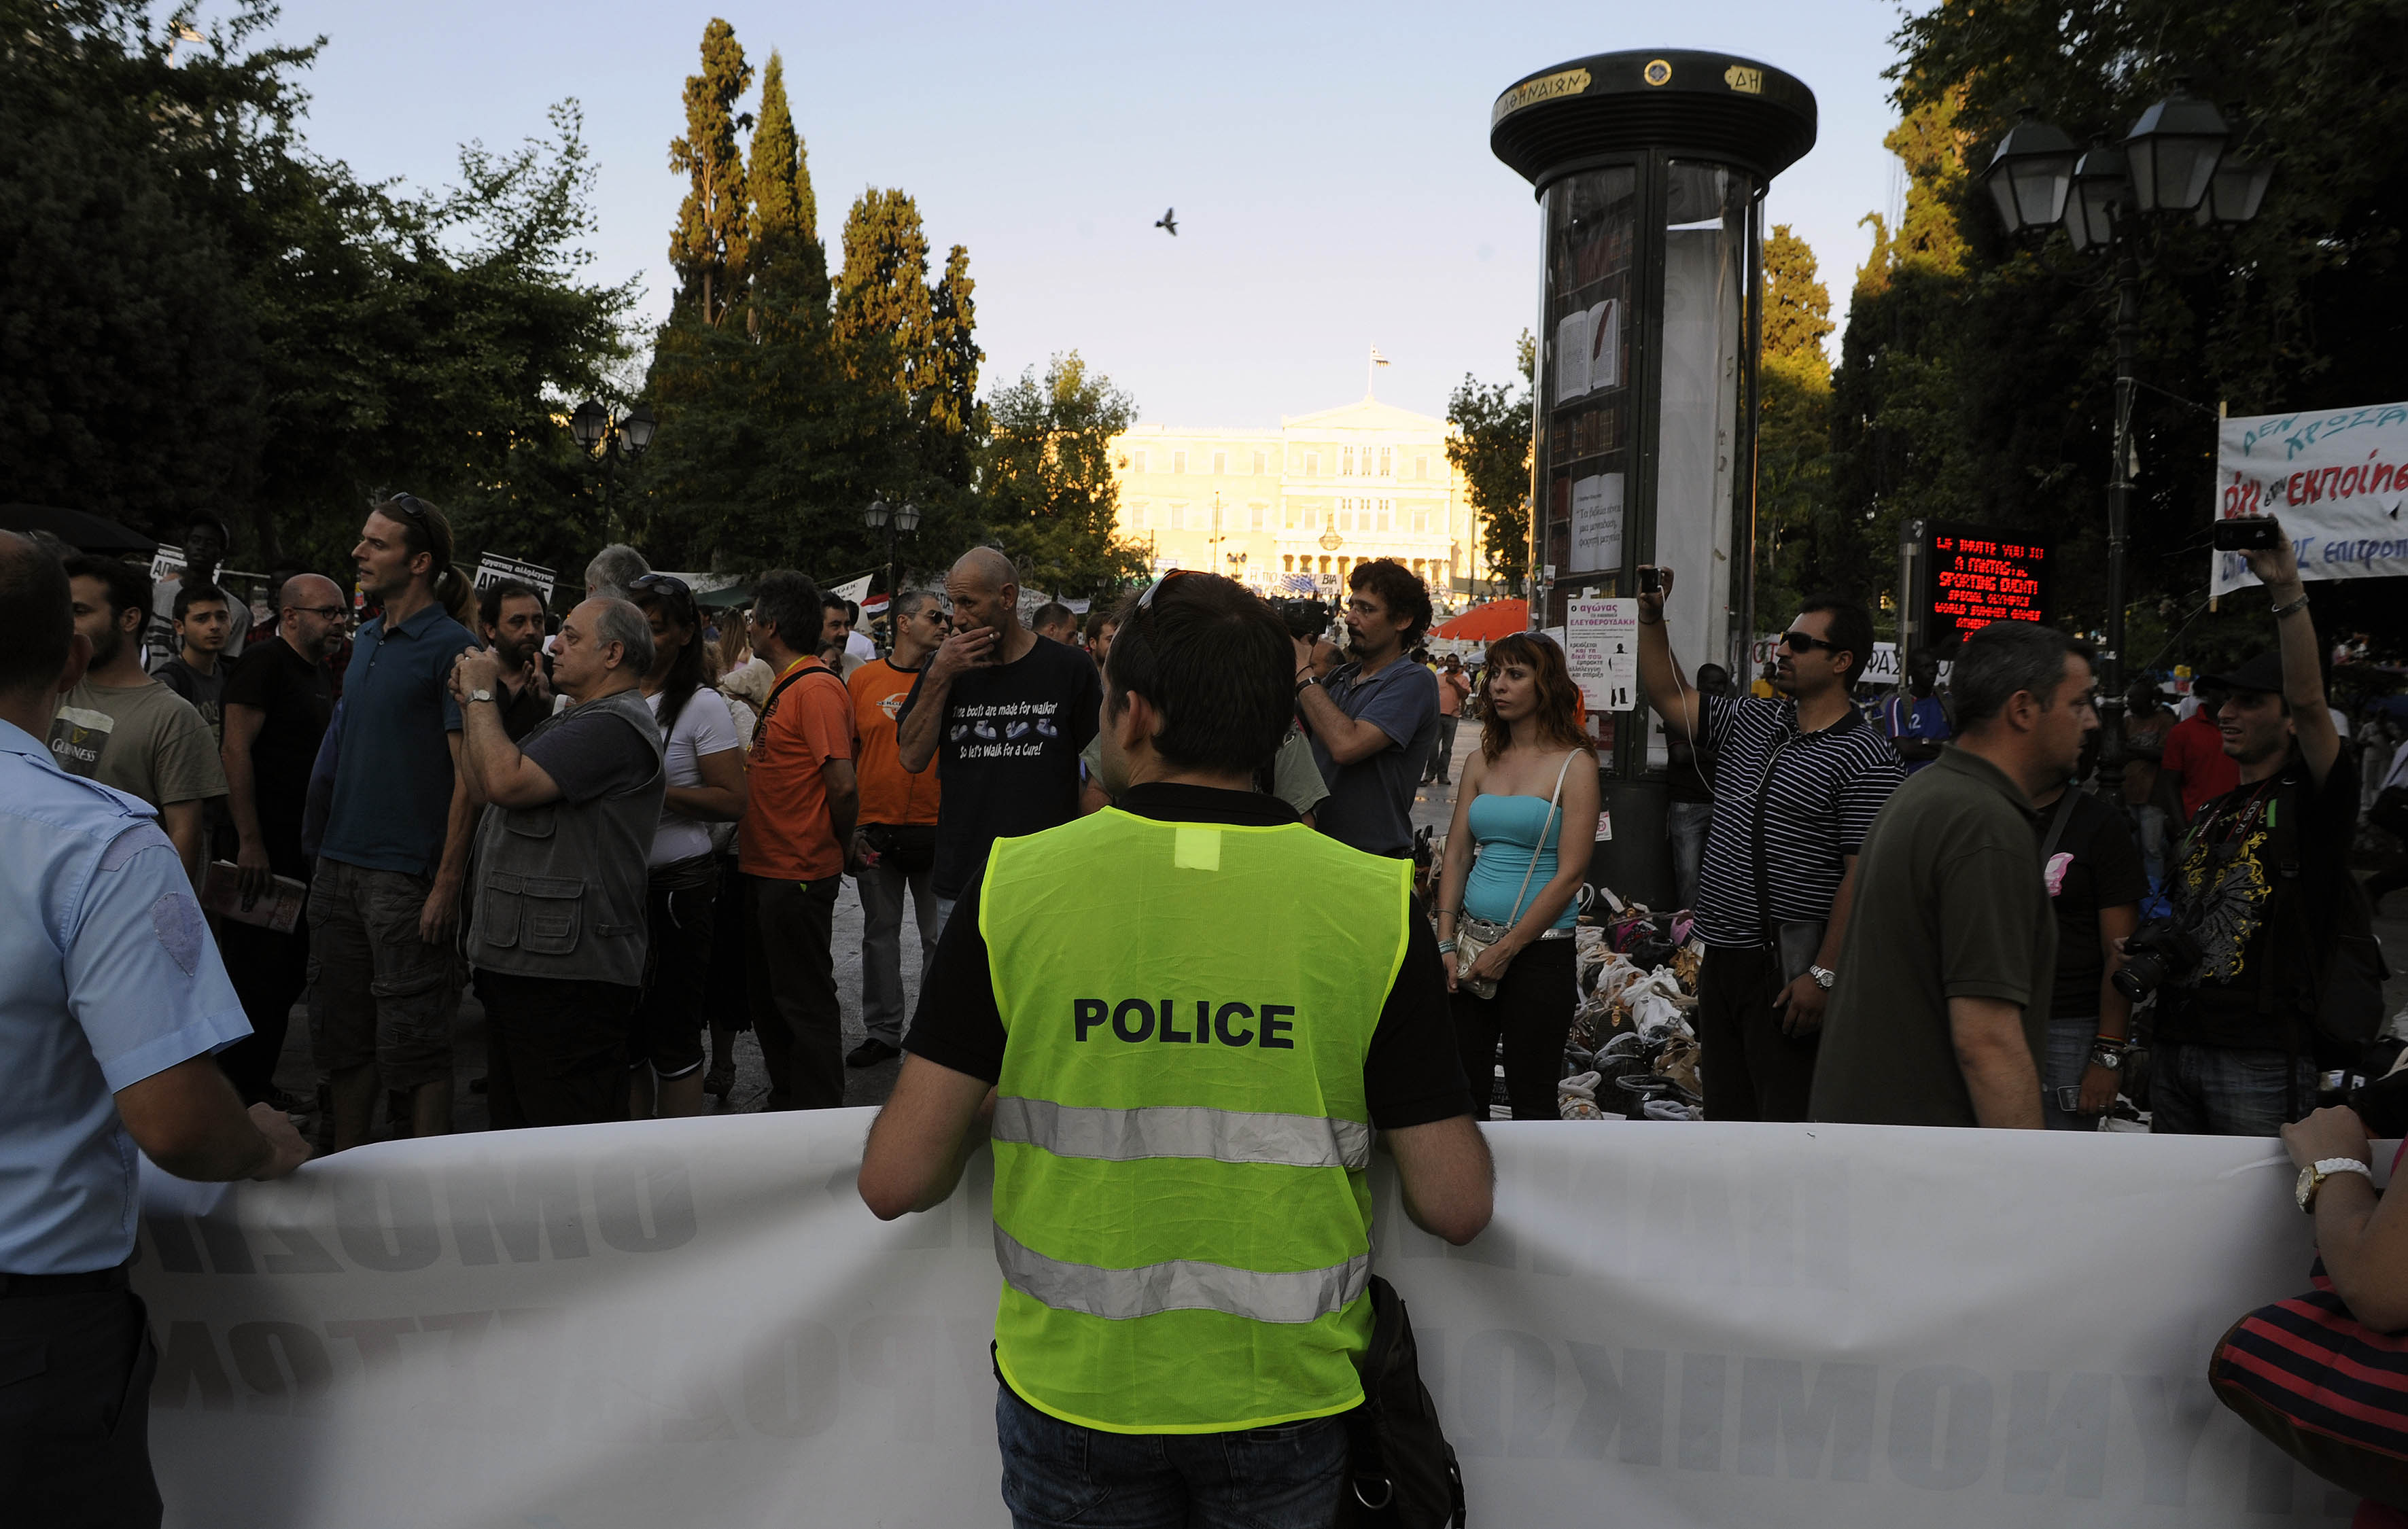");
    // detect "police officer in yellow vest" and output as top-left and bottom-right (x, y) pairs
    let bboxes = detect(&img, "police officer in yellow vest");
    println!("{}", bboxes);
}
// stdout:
(862, 571), (1492, 1529)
